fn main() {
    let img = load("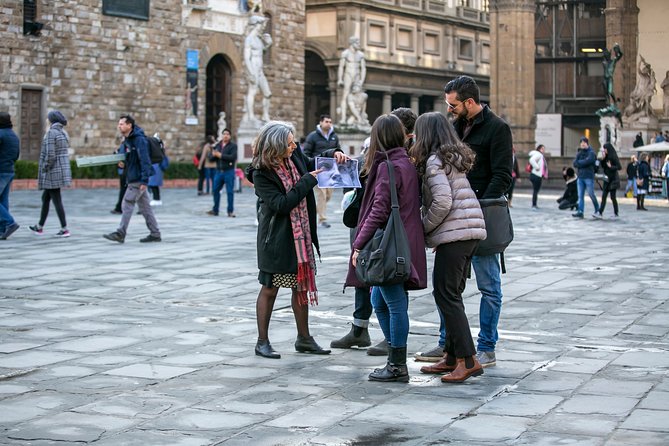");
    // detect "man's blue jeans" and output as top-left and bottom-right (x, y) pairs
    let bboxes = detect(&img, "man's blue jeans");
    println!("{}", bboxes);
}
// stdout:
(625, 178), (638, 197)
(577, 177), (599, 214)
(0, 172), (16, 232)
(371, 284), (409, 348)
(213, 169), (235, 215)
(472, 254), (502, 352)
